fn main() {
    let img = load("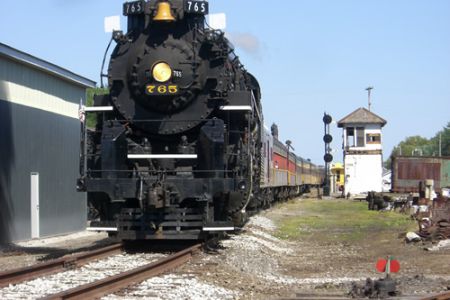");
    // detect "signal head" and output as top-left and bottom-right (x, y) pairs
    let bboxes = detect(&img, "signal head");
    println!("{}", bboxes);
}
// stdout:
(323, 114), (332, 124)
(324, 153), (333, 163)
